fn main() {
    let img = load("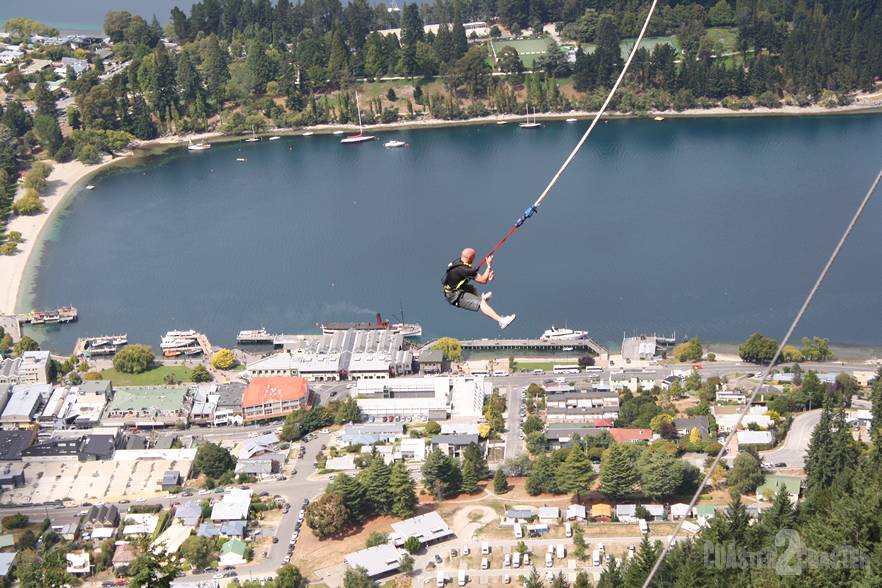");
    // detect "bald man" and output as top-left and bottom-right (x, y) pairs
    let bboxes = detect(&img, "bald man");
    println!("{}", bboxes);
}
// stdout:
(442, 248), (516, 329)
